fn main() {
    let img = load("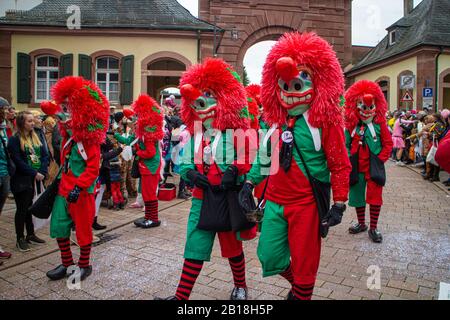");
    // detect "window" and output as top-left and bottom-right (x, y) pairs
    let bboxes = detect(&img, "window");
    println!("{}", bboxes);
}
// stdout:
(389, 30), (396, 45)
(96, 57), (119, 103)
(35, 56), (59, 102)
